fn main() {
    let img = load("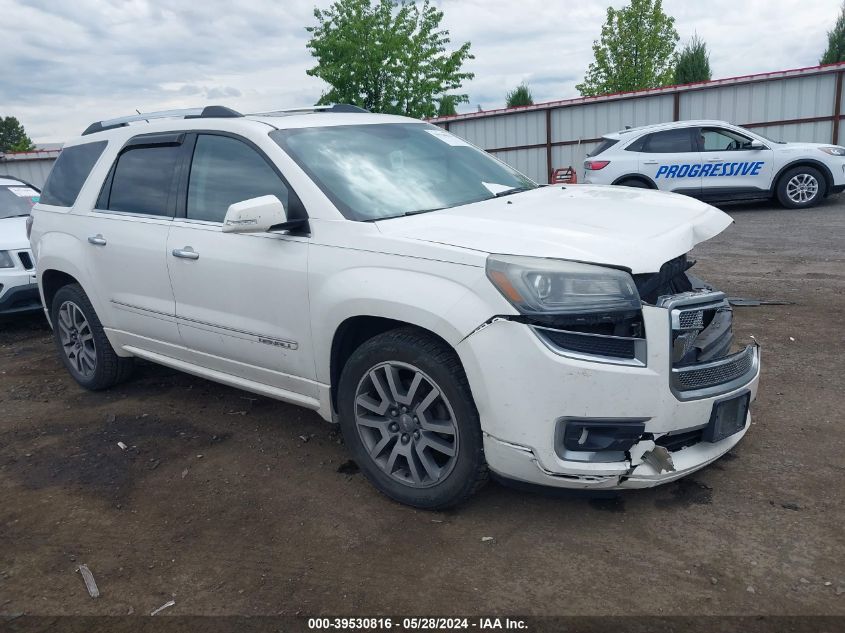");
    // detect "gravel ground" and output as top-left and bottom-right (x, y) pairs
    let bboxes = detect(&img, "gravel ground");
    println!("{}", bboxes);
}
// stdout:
(0, 195), (843, 620)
